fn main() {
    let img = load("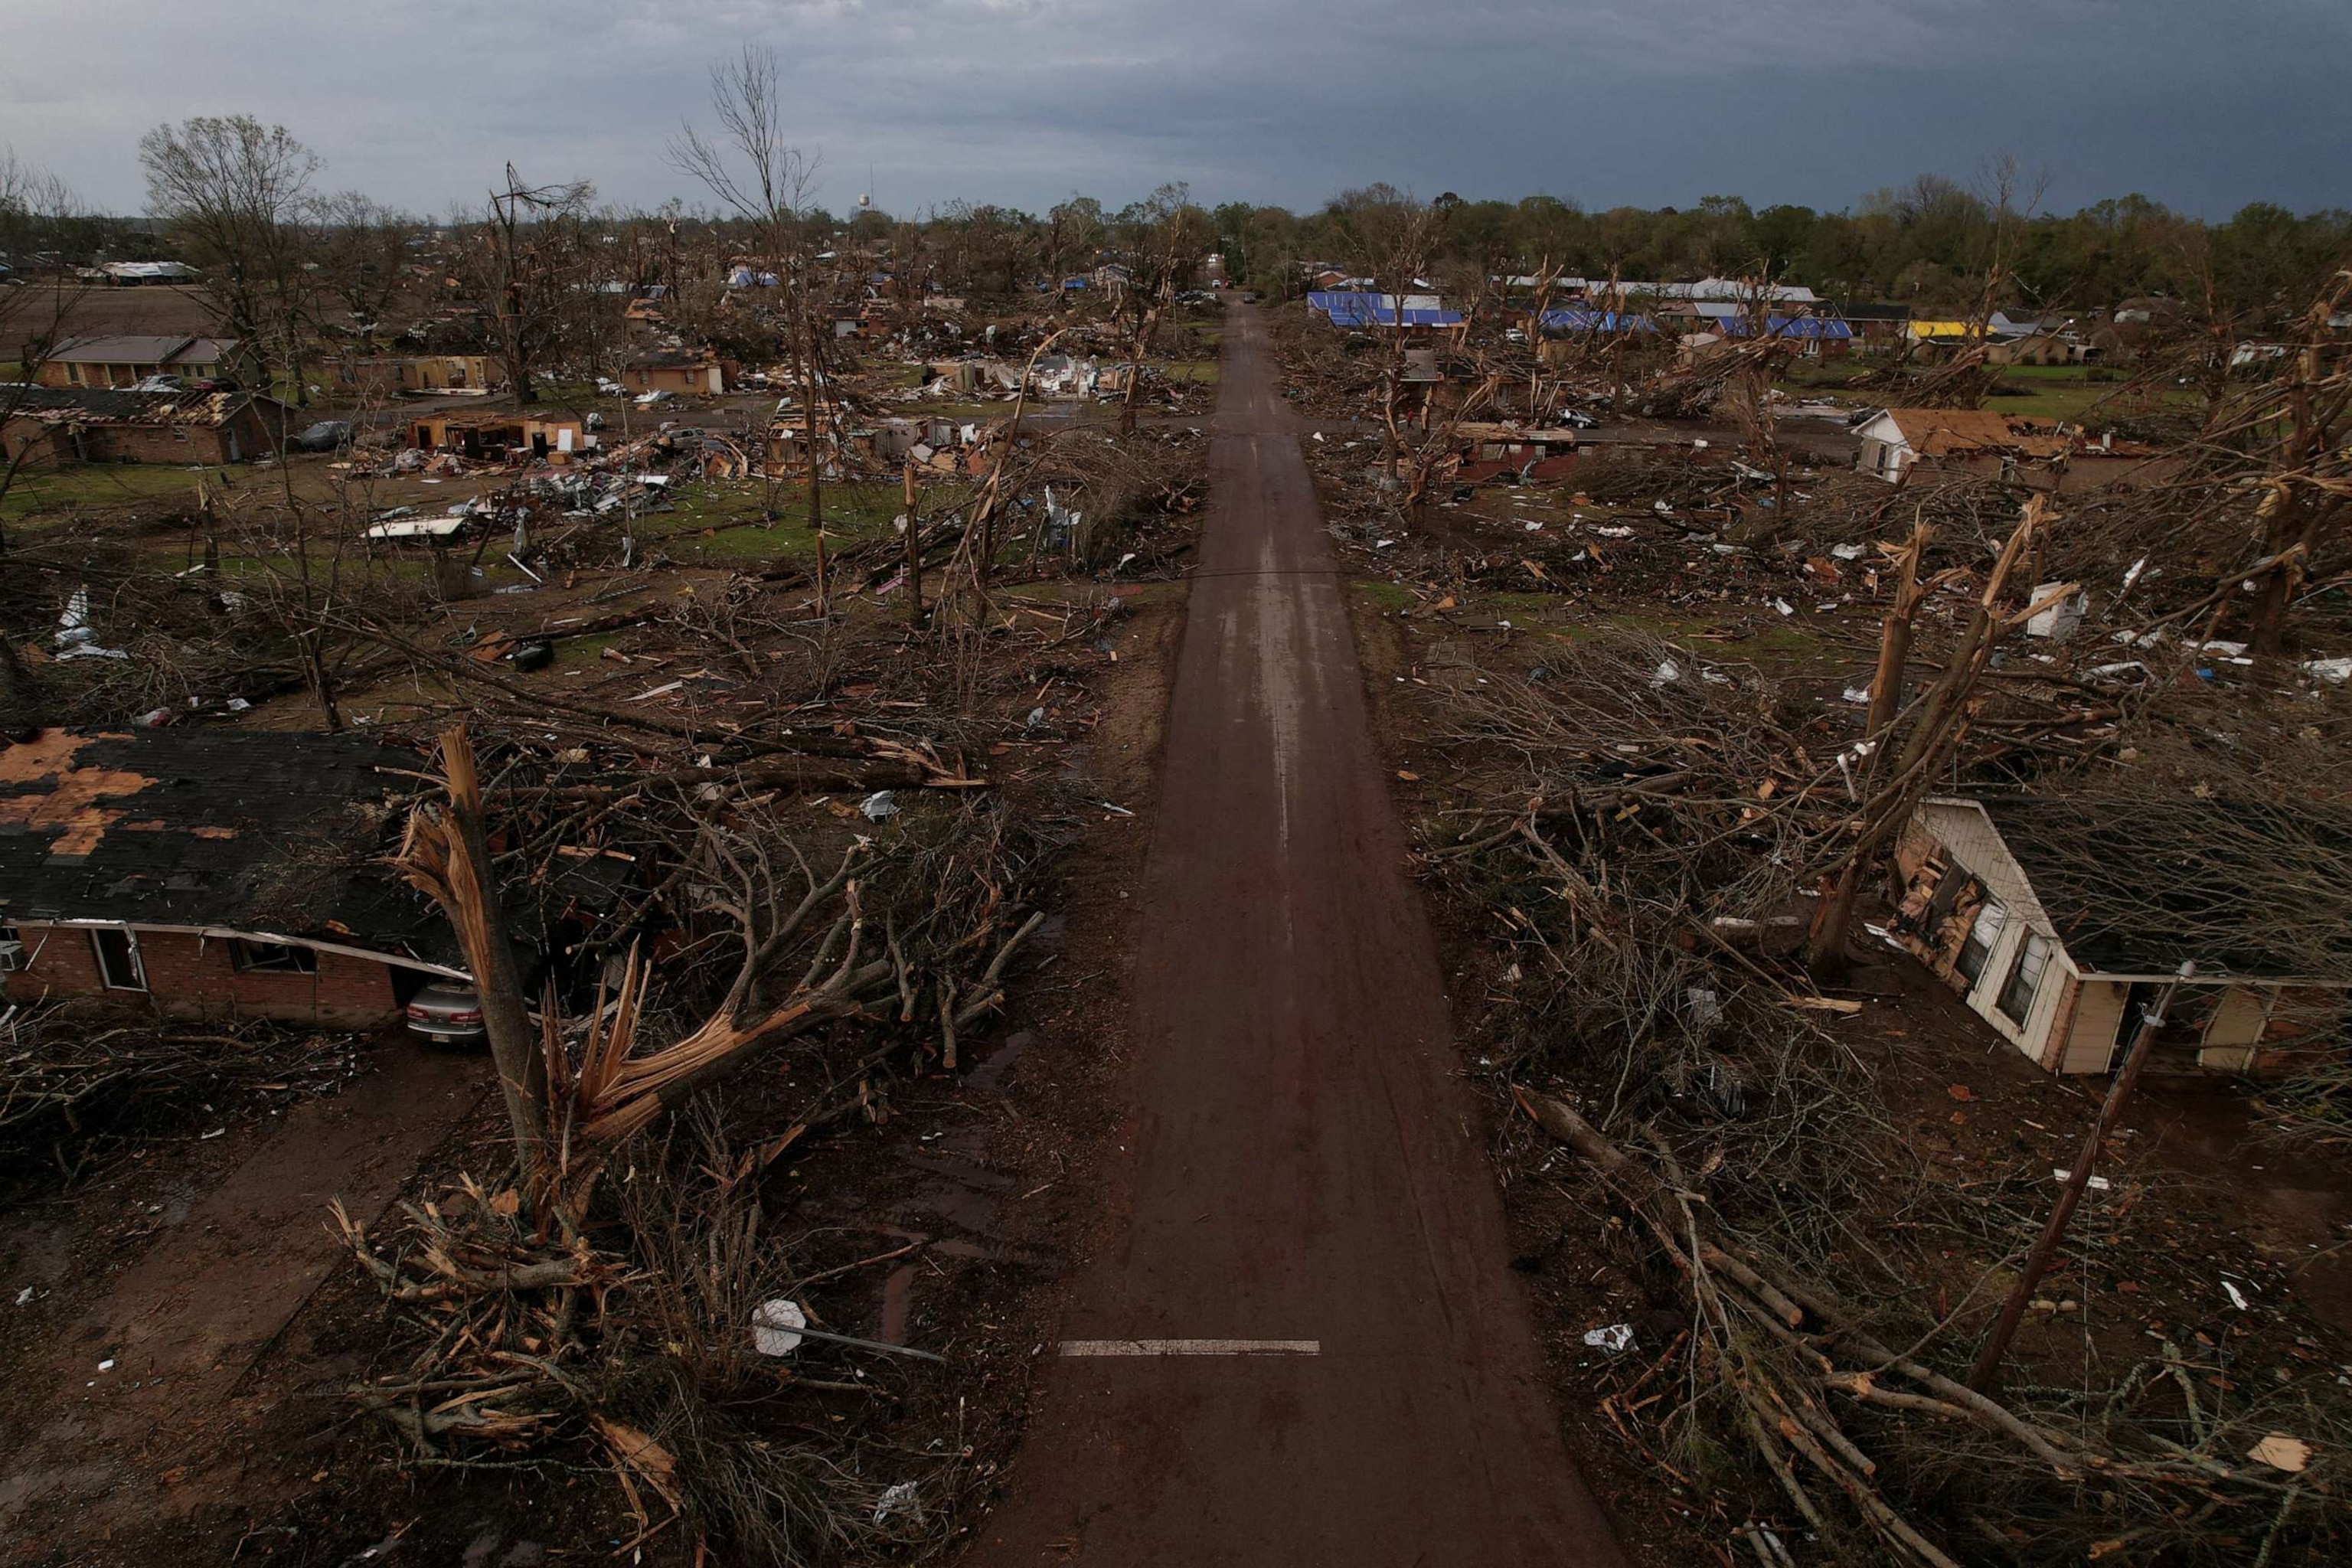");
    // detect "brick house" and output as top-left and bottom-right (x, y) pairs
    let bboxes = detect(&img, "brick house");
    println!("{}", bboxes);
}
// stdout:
(408, 410), (585, 463)
(0, 729), (462, 1027)
(335, 353), (498, 395)
(1891, 796), (2347, 1076)
(35, 334), (240, 389)
(622, 351), (733, 396)
(1, 385), (296, 467)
